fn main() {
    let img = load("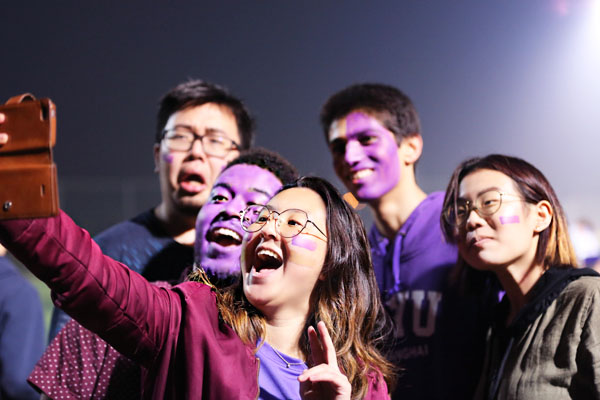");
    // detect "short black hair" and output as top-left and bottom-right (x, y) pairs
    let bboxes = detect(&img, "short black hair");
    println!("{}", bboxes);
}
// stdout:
(223, 147), (298, 185)
(156, 79), (255, 149)
(320, 83), (421, 145)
